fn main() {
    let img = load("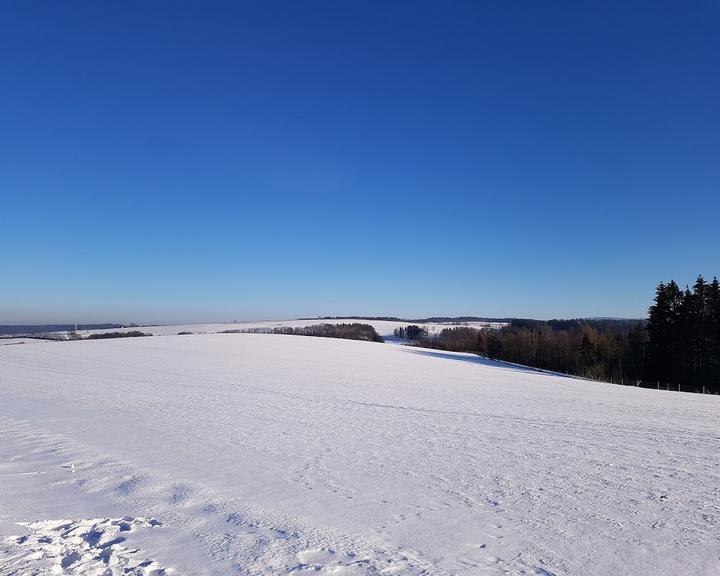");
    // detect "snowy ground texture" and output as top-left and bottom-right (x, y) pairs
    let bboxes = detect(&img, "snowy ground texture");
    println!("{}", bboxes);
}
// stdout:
(1, 331), (719, 575)
(45, 318), (506, 342)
